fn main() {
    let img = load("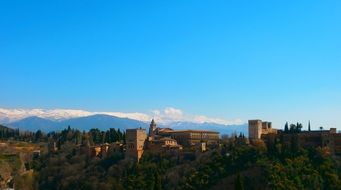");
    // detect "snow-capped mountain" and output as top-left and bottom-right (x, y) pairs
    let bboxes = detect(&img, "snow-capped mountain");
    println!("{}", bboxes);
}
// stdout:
(4, 115), (247, 135)
(0, 107), (244, 126)
(0, 108), (247, 135)
(0, 108), (151, 123)
(6, 115), (149, 132)
(0, 108), (91, 122)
